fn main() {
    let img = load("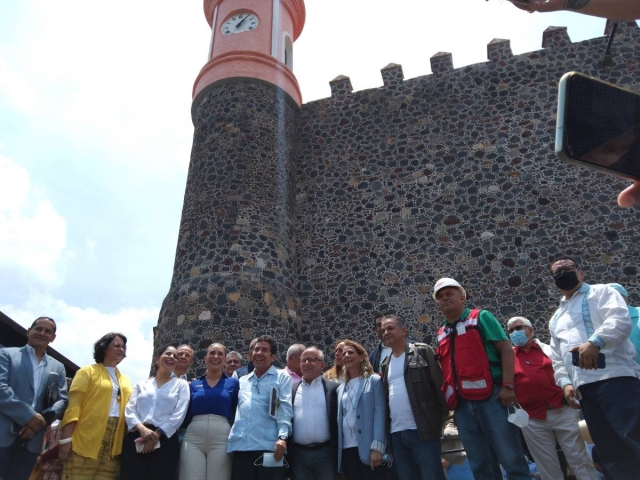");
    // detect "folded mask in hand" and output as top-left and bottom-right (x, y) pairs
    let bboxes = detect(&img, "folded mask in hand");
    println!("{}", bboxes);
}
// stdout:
(507, 404), (529, 428)
(258, 453), (284, 468)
